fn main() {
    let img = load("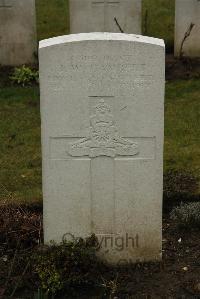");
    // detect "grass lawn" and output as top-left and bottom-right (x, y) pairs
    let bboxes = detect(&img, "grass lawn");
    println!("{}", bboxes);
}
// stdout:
(142, 0), (175, 51)
(0, 87), (41, 203)
(165, 79), (200, 174)
(36, 0), (69, 41)
(36, 0), (175, 50)
(0, 79), (199, 203)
